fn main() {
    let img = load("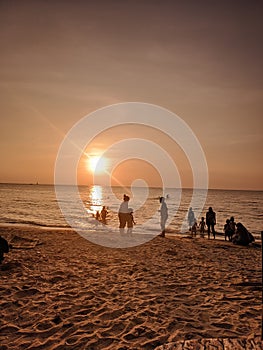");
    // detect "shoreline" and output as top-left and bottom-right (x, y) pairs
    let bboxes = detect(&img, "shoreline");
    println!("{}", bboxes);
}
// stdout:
(0, 226), (262, 349)
(0, 223), (261, 243)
